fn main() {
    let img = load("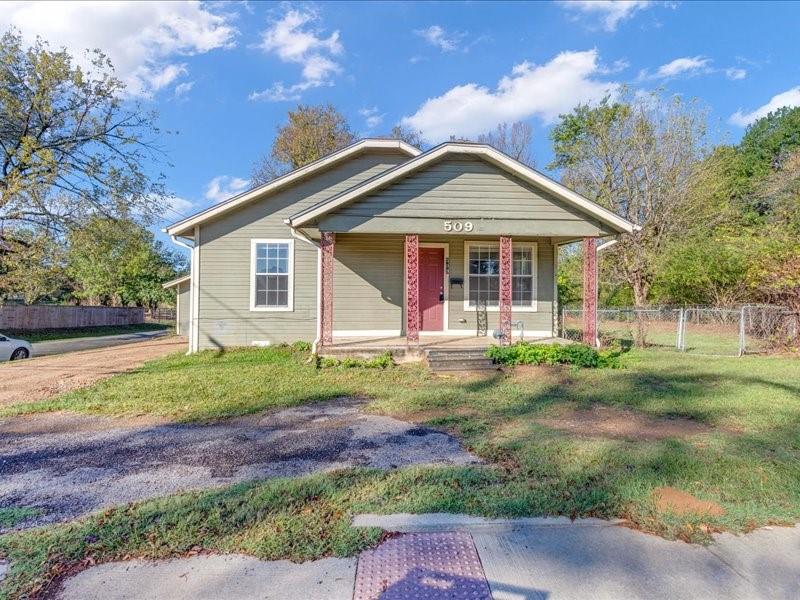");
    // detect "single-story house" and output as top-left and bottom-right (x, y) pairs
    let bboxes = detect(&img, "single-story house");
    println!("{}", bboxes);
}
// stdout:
(164, 139), (637, 354)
